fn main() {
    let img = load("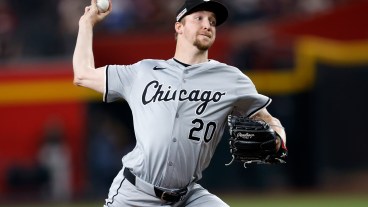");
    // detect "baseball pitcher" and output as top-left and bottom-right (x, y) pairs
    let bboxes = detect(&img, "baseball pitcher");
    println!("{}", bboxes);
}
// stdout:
(73, 0), (287, 206)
